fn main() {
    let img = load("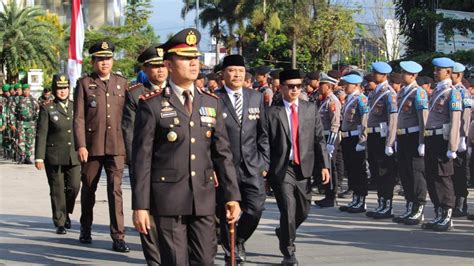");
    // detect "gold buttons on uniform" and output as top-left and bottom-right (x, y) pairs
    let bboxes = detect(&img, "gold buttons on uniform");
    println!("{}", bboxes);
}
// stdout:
(190, 121), (195, 127)
(107, 126), (111, 129)
(67, 117), (70, 120)
(107, 115), (111, 118)
(191, 154), (196, 160)
(107, 104), (110, 108)
(209, 176), (213, 180)
(106, 93), (110, 96)
(191, 138), (196, 143)
(161, 177), (165, 181)
(191, 171), (196, 176)
(88, 128), (92, 132)
(67, 142), (71, 146)
(67, 130), (71, 133)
